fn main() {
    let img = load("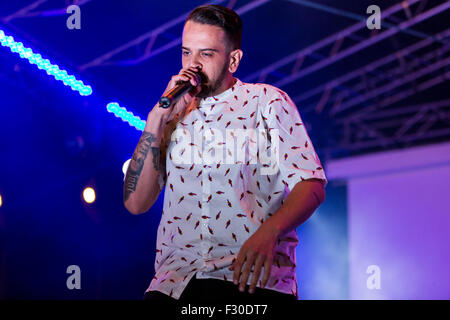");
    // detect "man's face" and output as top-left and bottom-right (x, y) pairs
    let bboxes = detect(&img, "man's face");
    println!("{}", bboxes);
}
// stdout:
(182, 20), (231, 98)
